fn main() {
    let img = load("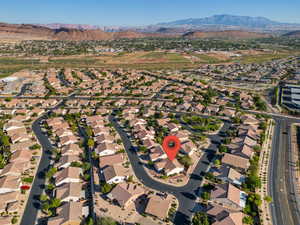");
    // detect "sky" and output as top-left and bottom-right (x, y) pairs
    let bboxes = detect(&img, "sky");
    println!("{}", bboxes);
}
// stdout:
(1, 0), (300, 26)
